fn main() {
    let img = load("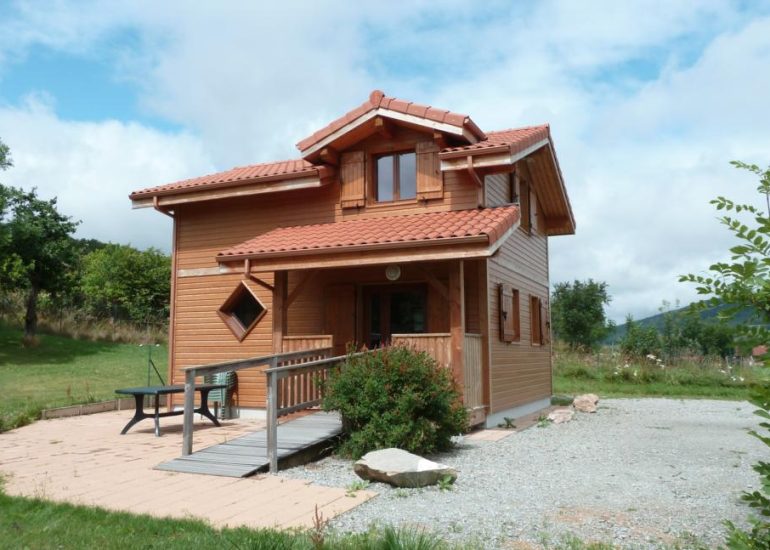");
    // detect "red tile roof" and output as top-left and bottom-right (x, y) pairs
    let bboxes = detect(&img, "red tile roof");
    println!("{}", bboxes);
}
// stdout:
(295, 90), (487, 153)
(439, 125), (551, 157)
(129, 159), (323, 199)
(218, 206), (520, 259)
